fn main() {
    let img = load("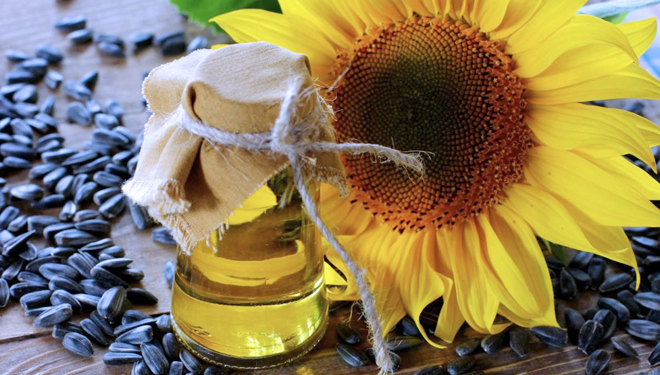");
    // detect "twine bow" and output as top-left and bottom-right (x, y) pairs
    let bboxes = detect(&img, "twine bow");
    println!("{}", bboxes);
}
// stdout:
(177, 77), (424, 374)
